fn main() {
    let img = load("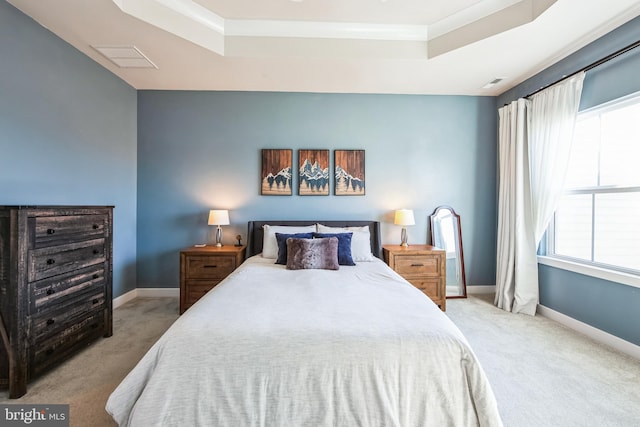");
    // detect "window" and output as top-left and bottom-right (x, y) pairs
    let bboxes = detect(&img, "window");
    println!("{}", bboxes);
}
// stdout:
(547, 93), (640, 275)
